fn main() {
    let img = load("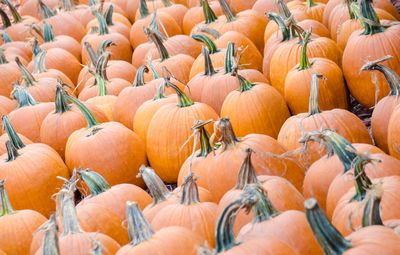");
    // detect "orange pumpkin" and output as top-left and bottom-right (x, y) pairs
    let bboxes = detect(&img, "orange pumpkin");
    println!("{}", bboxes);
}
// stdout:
(288, 0), (326, 23)
(0, 49), (21, 98)
(182, 0), (223, 34)
(0, 32), (32, 60)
